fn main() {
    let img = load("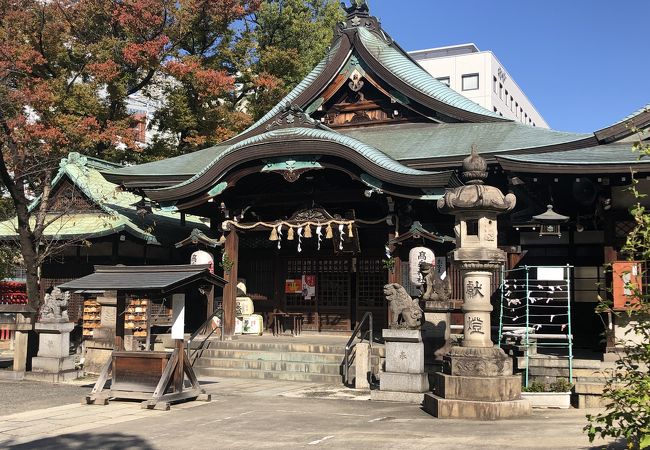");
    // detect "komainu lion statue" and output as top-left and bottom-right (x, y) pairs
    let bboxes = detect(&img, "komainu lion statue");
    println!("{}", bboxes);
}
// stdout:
(419, 261), (451, 302)
(383, 283), (423, 330)
(40, 287), (69, 322)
